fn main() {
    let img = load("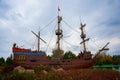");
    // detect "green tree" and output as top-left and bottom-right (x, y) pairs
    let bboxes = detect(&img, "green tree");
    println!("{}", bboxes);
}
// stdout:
(52, 49), (64, 59)
(47, 55), (52, 59)
(95, 53), (112, 65)
(63, 51), (76, 59)
(6, 54), (13, 65)
(112, 55), (120, 64)
(0, 57), (5, 66)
